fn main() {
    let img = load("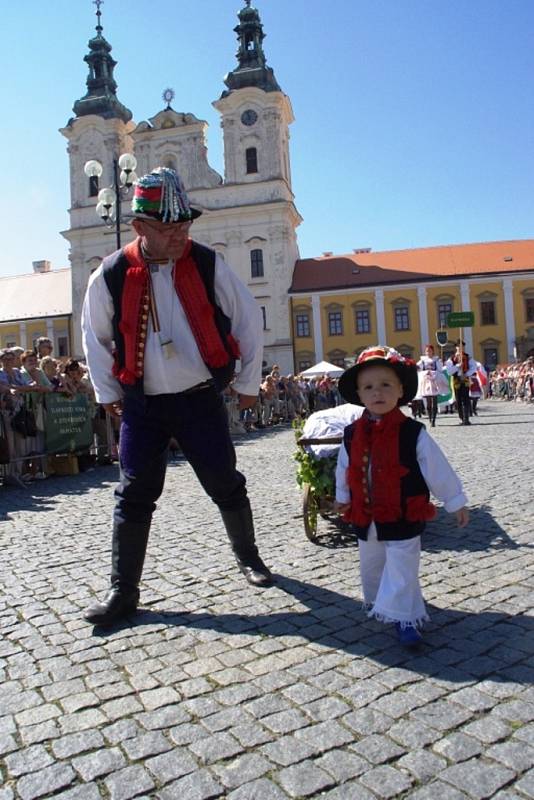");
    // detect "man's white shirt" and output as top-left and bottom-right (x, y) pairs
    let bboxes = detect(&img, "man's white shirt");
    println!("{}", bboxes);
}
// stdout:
(82, 251), (263, 404)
